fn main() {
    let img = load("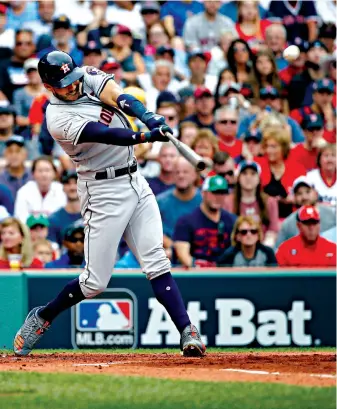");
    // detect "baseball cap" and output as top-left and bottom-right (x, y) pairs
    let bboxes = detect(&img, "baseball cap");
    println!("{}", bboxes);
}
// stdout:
(178, 86), (194, 101)
(293, 37), (309, 53)
(100, 58), (121, 72)
(218, 82), (241, 97)
(307, 40), (328, 53)
(202, 175), (229, 193)
(0, 104), (16, 115)
(0, 4), (7, 14)
(292, 176), (314, 194)
(61, 169), (77, 184)
(194, 86), (212, 99)
(141, 1), (160, 14)
(242, 128), (262, 142)
(260, 86), (280, 99)
(313, 78), (334, 94)
(156, 91), (178, 109)
(27, 214), (49, 229)
(187, 50), (211, 64)
(156, 46), (175, 58)
(24, 58), (39, 73)
(83, 40), (102, 55)
(5, 135), (25, 148)
(64, 224), (85, 241)
(302, 113), (324, 130)
(237, 160), (261, 175)
(297, 205), (320, 223)
(53, 15), (71, 30)
(319, 23), (337, 40)
(111, 24), (132, 37)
